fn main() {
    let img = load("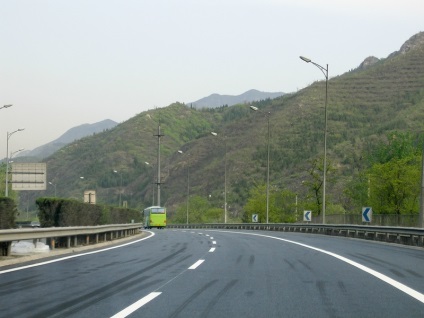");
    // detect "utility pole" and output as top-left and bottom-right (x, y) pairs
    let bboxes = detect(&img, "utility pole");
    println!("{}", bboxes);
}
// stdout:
(154, 120), (164, 206)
